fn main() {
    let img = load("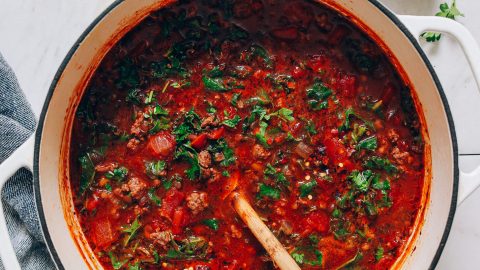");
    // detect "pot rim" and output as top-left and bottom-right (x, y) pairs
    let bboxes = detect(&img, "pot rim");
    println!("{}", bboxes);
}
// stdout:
(32, 0), (459, 269)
